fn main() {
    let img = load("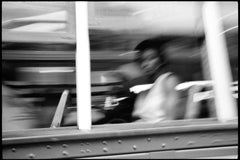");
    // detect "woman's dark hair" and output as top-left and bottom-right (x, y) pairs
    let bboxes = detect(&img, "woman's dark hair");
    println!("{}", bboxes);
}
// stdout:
(134, 37), (170, 67)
